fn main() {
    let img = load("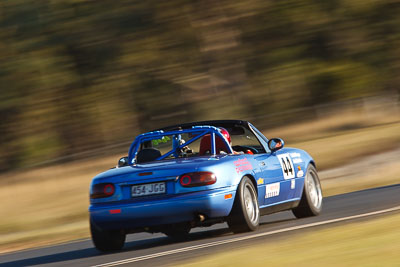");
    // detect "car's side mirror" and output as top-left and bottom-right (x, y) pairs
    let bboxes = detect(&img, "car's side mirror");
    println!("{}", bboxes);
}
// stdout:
(268, 138), (284, 152)
(117, 156), (129, 168)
